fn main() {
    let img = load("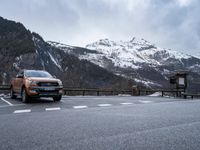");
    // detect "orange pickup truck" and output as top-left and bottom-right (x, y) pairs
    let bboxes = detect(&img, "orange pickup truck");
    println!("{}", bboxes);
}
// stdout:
(10, 70), (63, 103)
